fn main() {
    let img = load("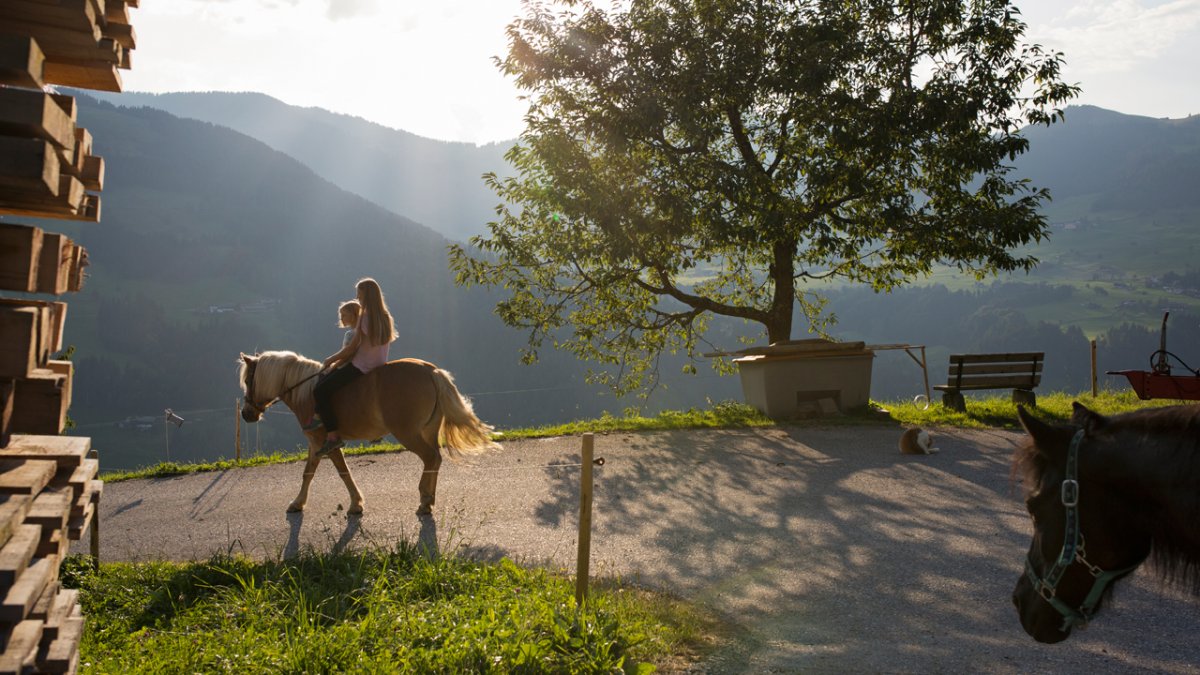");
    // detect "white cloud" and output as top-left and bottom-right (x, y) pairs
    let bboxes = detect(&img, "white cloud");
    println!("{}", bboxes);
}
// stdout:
(325, 0), (378, 21)
(1030, 0), (1200, 73)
